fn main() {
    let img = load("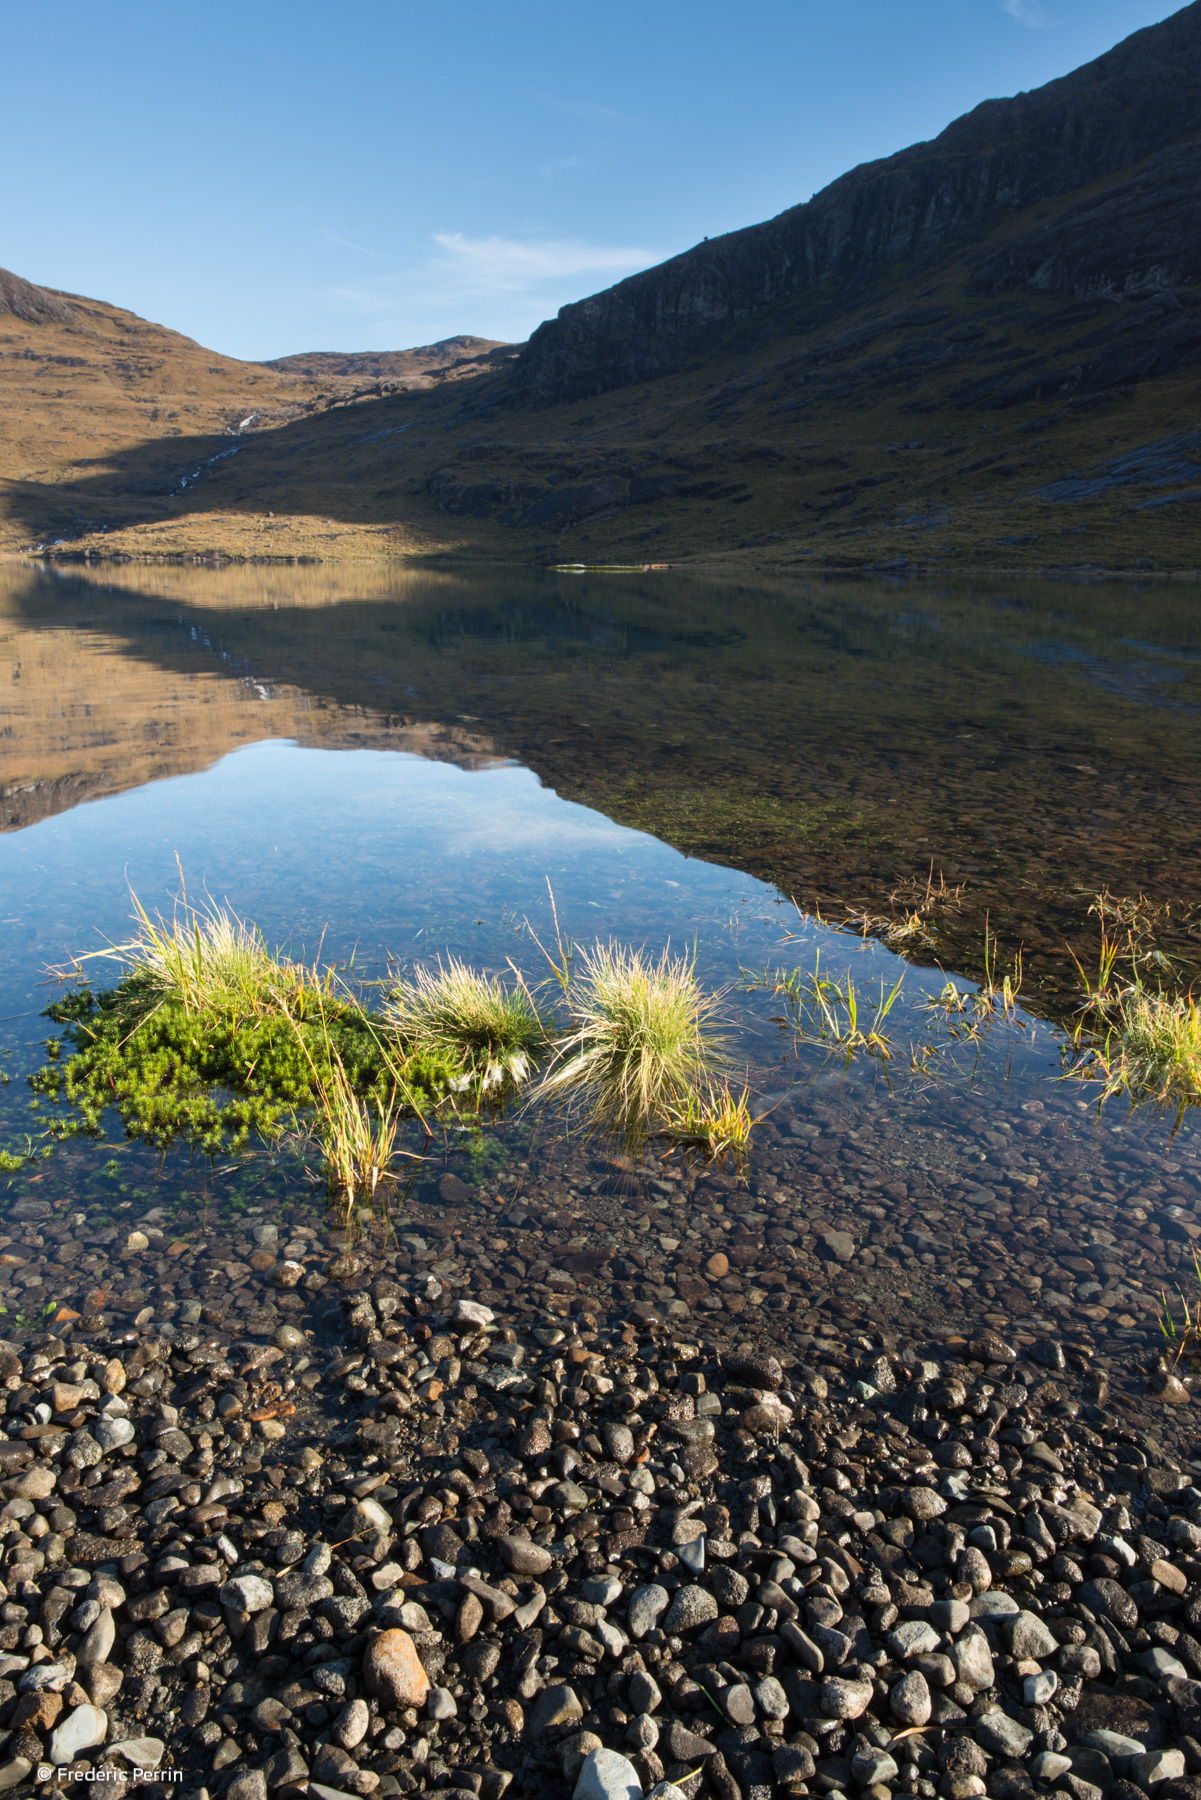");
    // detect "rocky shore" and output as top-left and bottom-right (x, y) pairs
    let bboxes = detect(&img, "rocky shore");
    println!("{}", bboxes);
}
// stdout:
(0, 1268), (1196, 1800)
